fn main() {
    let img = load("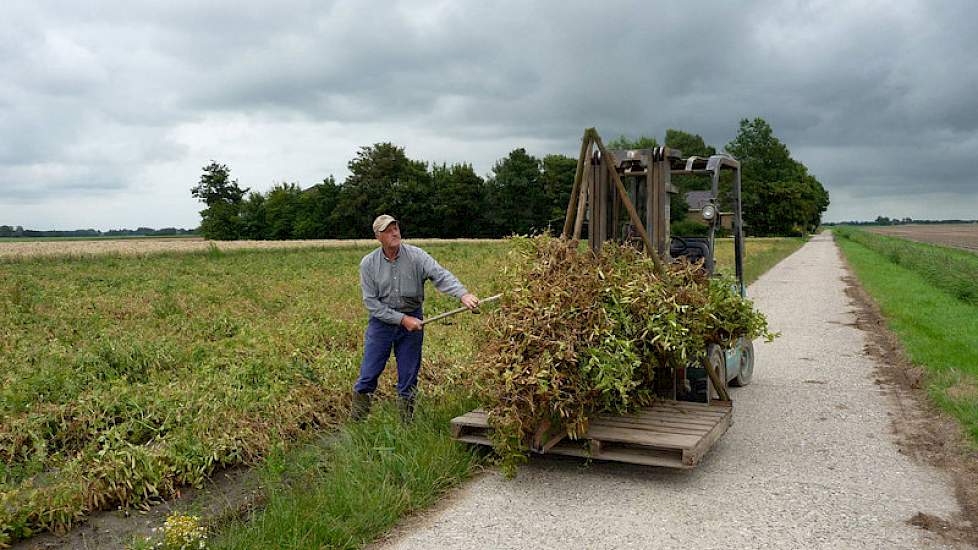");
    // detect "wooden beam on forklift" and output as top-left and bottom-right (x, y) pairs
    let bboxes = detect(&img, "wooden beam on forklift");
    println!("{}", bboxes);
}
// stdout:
(587, 128), (667, 277)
